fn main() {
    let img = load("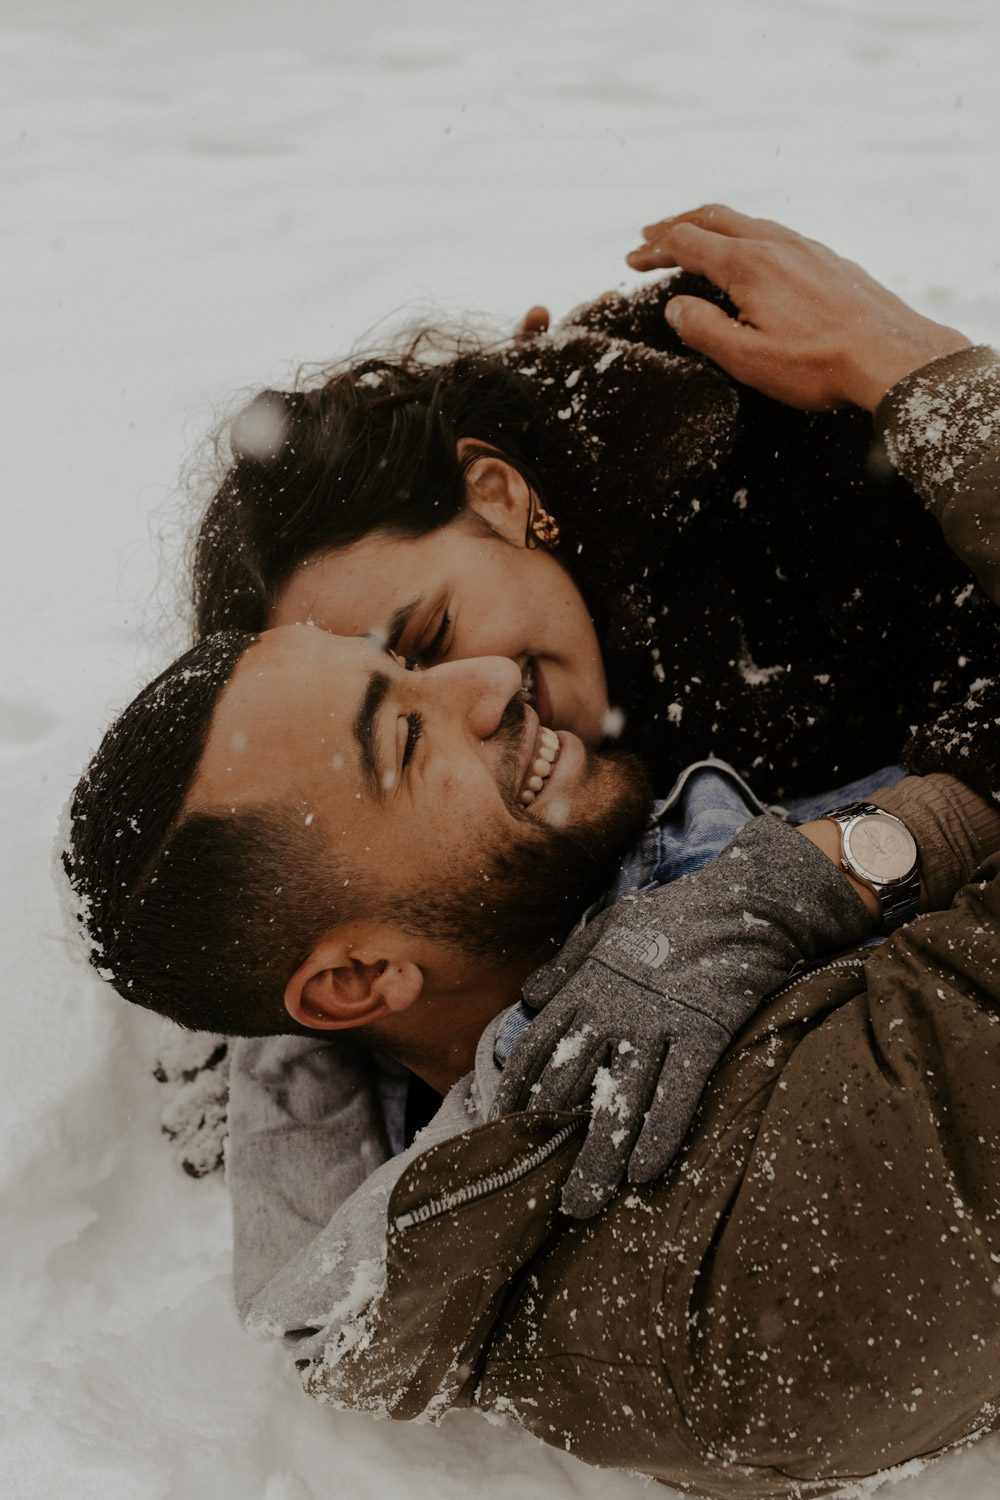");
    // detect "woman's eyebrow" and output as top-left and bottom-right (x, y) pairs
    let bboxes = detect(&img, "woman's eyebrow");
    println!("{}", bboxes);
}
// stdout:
(353, 670), (391, 797)
(384, 597), (424, 651)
